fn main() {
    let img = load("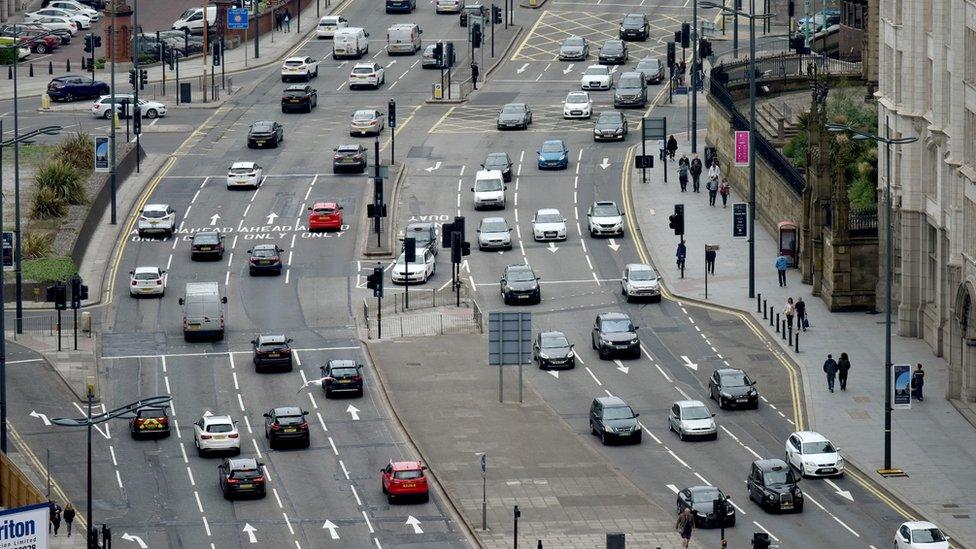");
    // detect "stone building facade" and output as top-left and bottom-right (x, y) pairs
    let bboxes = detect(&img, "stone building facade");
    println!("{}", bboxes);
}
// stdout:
(877, 0), (976, 408)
